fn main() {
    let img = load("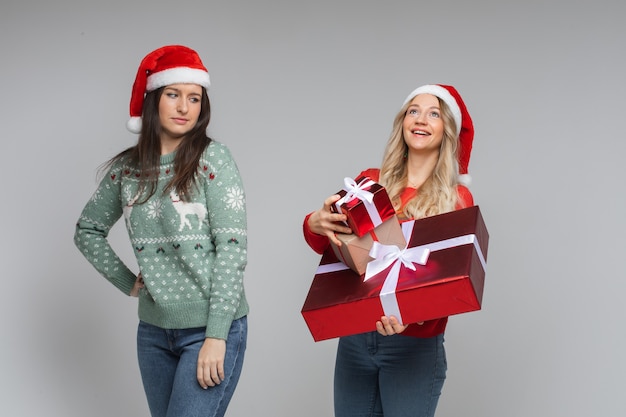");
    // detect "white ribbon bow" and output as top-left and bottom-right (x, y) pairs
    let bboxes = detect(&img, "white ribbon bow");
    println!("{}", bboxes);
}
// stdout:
(340, 177), (375, 205)
(363, 221), (430, 323)
(365, 241), (430, 280)
(335, 177), (383, 231)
